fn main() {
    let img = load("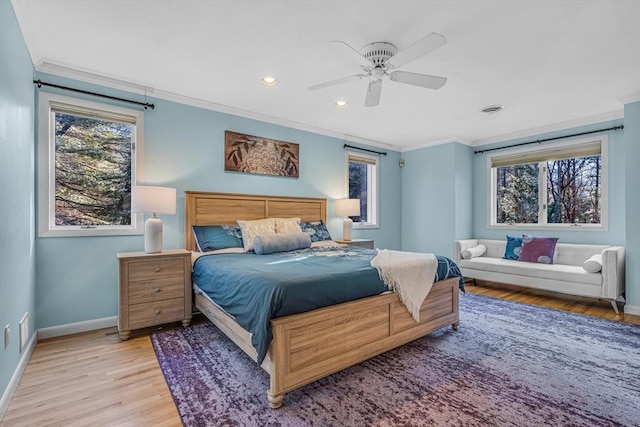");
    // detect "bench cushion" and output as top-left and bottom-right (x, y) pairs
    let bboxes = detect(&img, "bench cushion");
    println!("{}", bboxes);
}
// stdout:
(459, 257), (602, 286)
